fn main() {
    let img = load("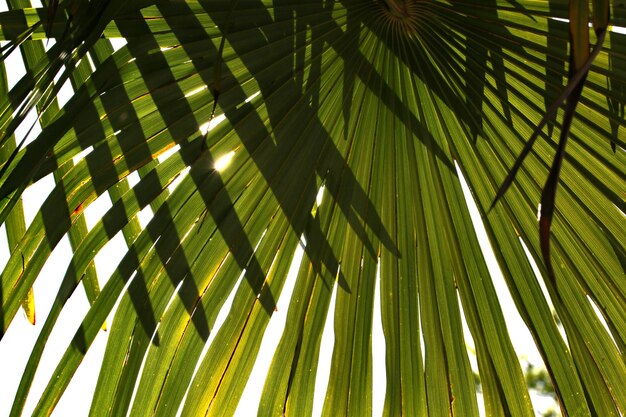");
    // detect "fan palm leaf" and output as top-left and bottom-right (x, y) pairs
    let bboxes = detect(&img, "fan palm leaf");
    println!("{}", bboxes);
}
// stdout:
(0, 0), (624, 416)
